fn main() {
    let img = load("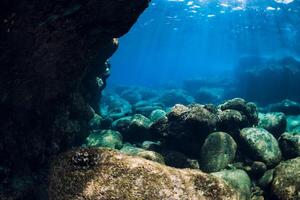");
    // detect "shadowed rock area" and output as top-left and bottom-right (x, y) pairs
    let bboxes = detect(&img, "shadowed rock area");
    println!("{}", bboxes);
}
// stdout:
(49, 148), (239, 200)
(0, 0), (149, 198)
